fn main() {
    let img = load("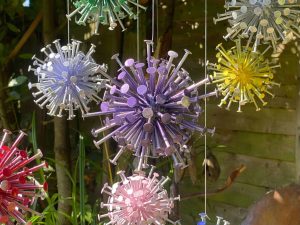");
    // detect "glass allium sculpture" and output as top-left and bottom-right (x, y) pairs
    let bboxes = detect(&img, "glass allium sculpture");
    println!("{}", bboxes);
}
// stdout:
(0, 129), (47, 224)
(28, 39), (107, 120)
(197, 213), (230, 225)
(214, 0), (300, 52)
(67, 0), (147, 34)
(84, 40), (217, 169)
(99, 166), (180, 225)
(208, 39), (280, 112)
